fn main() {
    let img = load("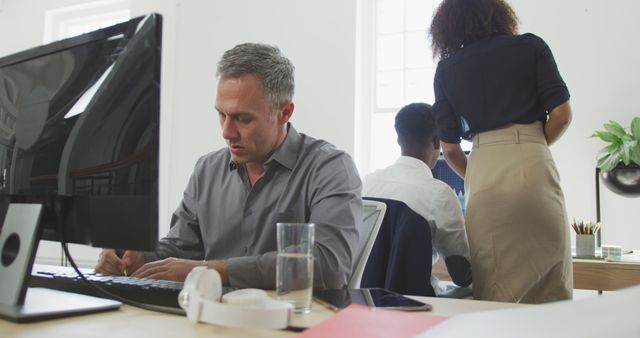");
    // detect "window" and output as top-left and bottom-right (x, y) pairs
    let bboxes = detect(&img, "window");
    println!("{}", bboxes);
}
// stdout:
(375, 0), (438, 111)
(356, 0), (471, 176)
(44, 0), (130, 43)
